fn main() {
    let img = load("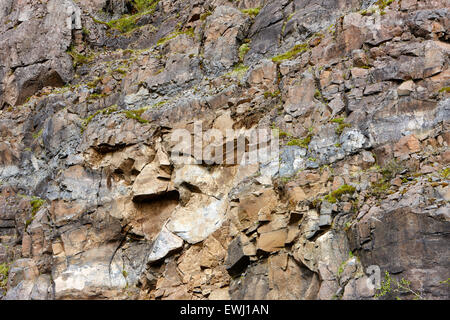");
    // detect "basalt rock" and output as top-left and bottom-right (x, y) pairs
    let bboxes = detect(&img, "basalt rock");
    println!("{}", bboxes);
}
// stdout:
(0, 0), (449, 301)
